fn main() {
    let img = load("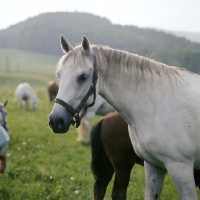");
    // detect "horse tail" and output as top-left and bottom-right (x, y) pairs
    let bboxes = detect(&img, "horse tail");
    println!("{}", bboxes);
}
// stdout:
(90, 120), (113, 179)
(194, 170), (200, 189)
